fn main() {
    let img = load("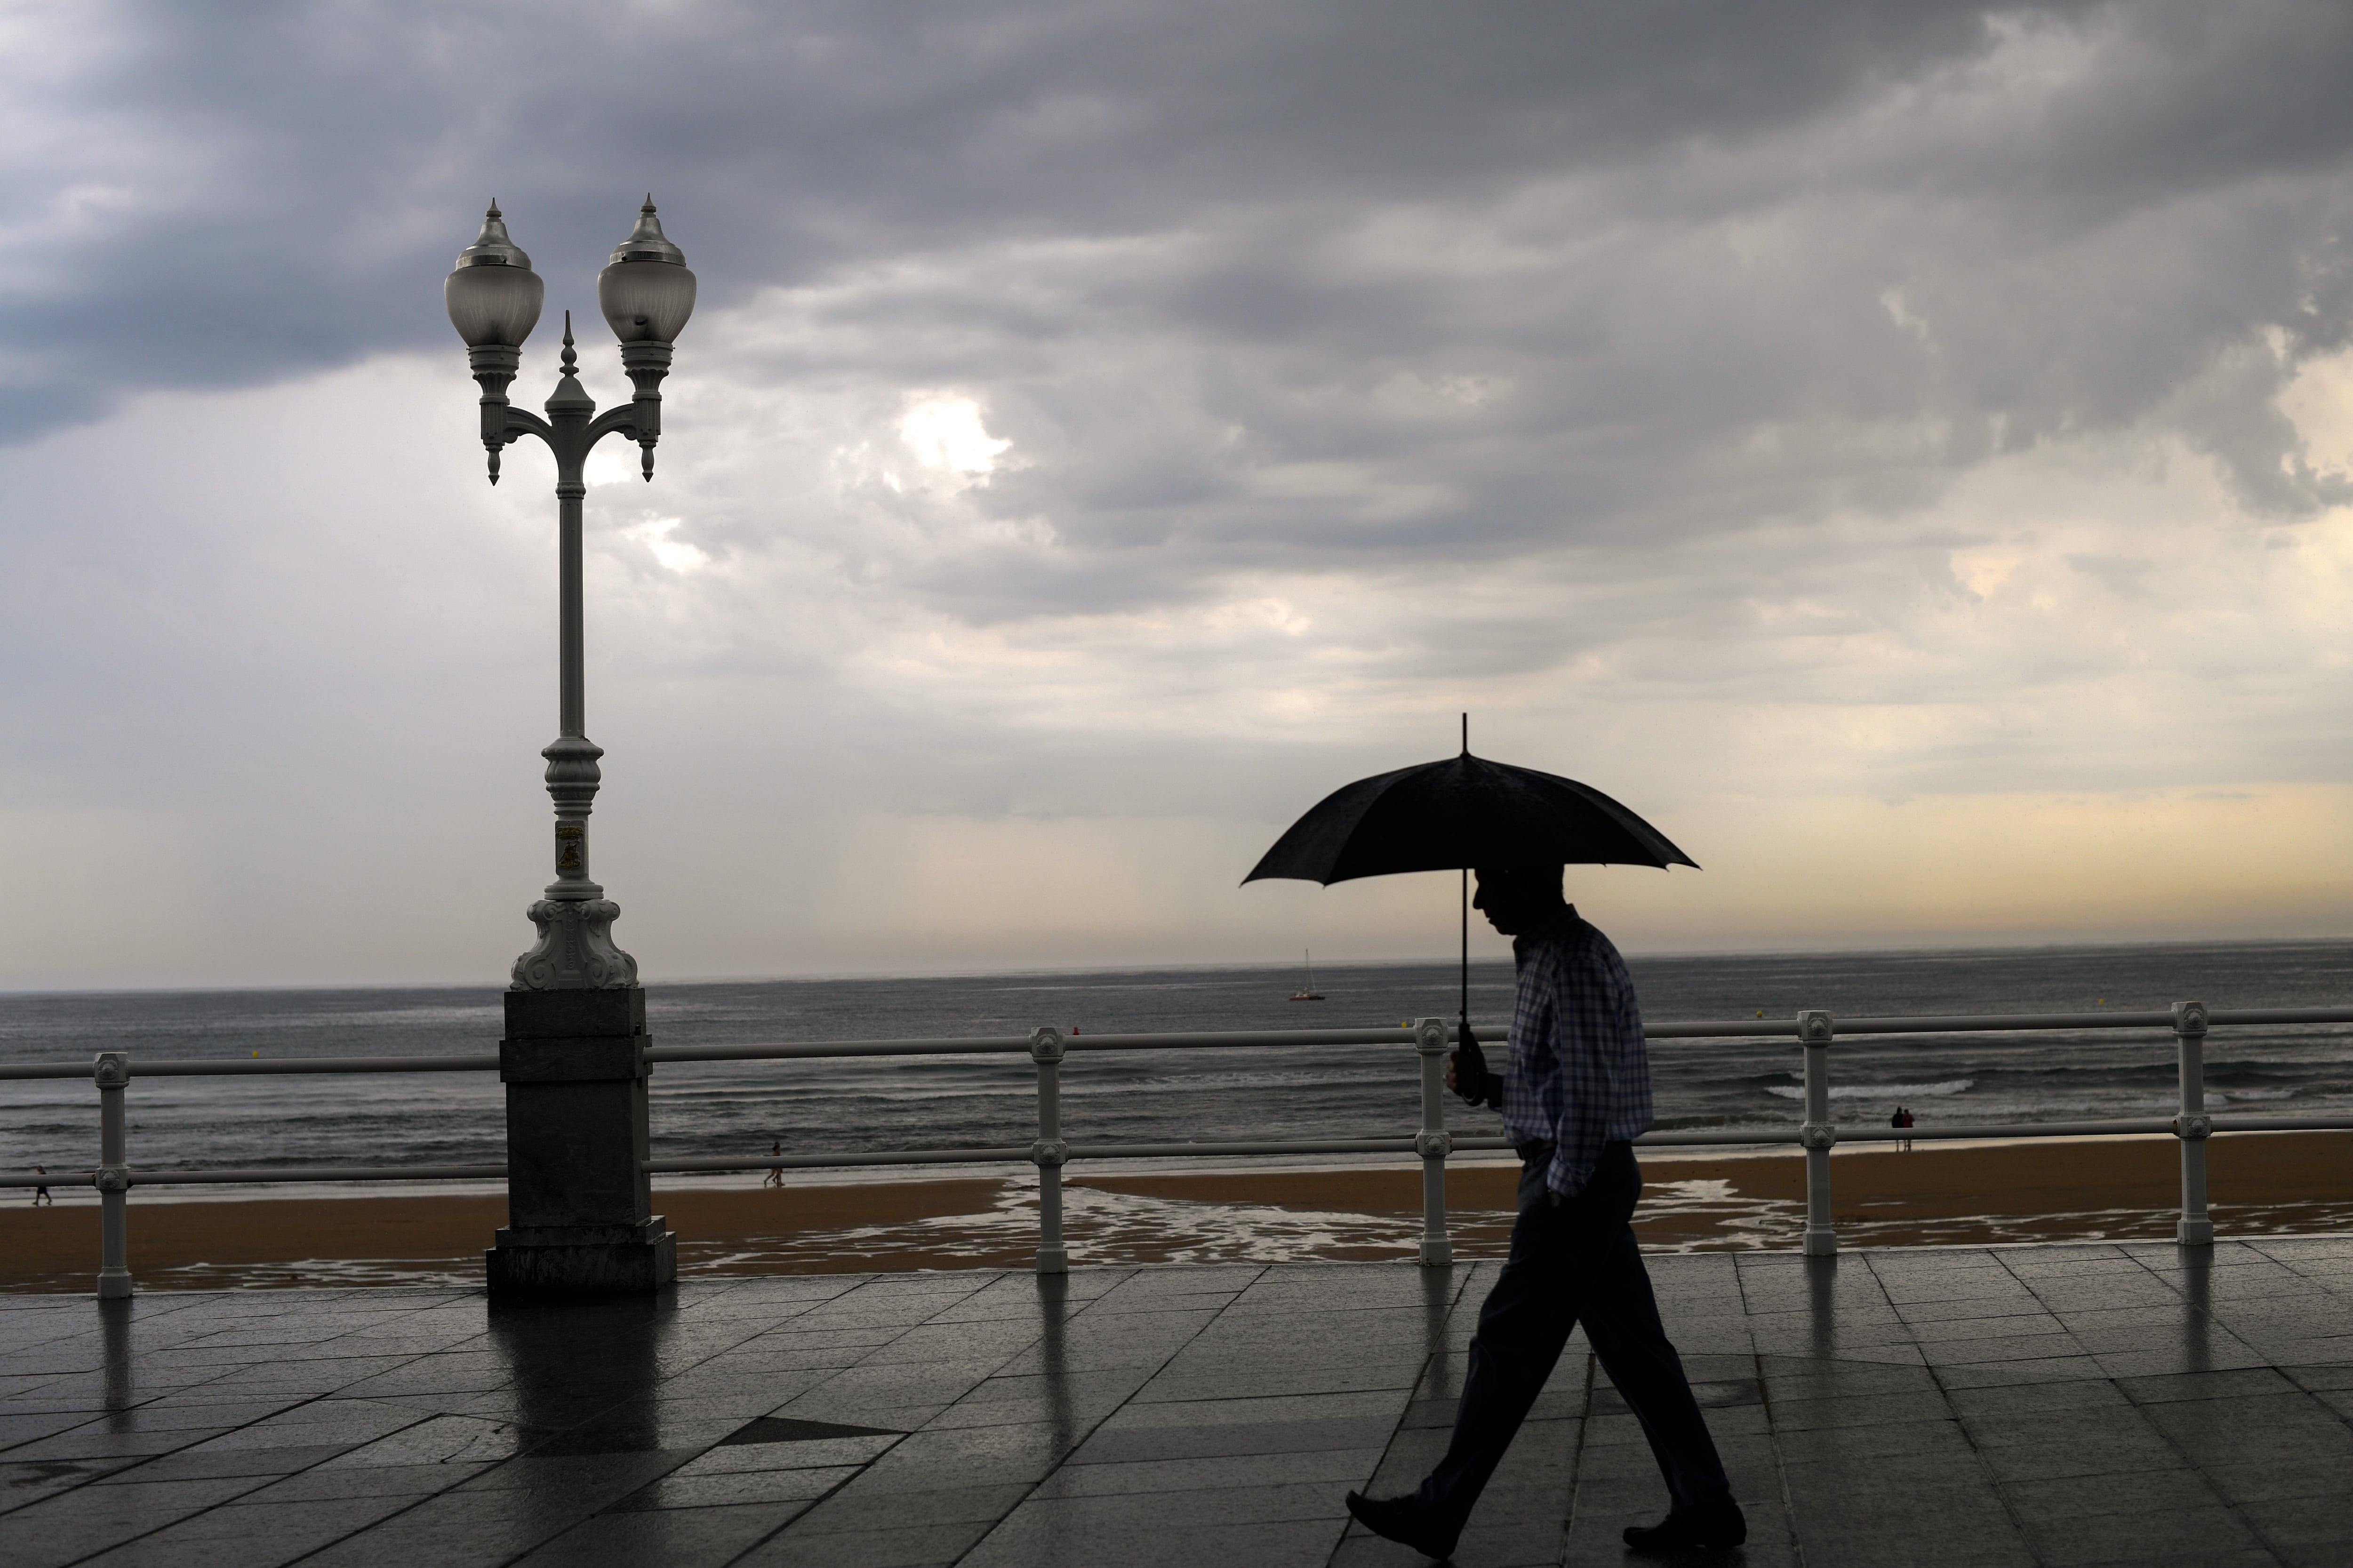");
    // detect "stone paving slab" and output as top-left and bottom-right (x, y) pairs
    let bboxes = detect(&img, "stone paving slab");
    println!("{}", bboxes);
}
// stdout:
(1, 1237), (2350, 1566)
